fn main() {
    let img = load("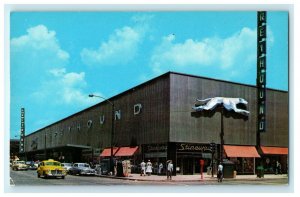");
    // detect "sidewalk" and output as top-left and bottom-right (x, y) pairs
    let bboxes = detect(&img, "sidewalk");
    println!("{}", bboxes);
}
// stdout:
(98, 173), (288, 182)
